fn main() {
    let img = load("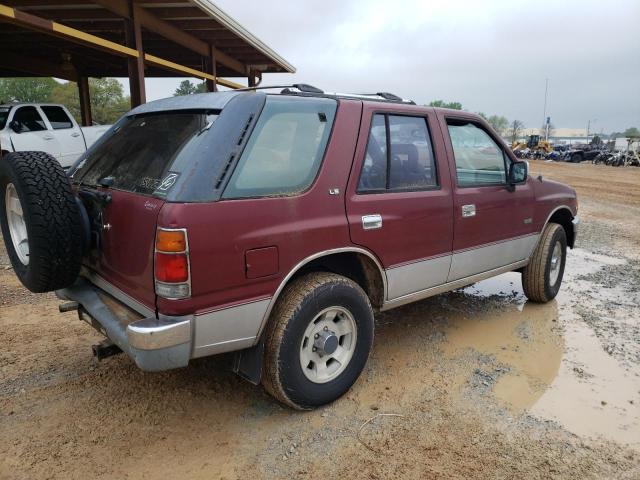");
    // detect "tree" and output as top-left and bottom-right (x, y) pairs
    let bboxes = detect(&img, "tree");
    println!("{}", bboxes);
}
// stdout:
(623, 127), (640, 137)
(0, 77), (58, 103)
(509, 120), (525, 144)
(487, 115), (509, 136)
(173, 80), (206, 96)
(539, 122), (556, 139)
(50, 78), (130, 125)
(428, 100), (462, 110)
